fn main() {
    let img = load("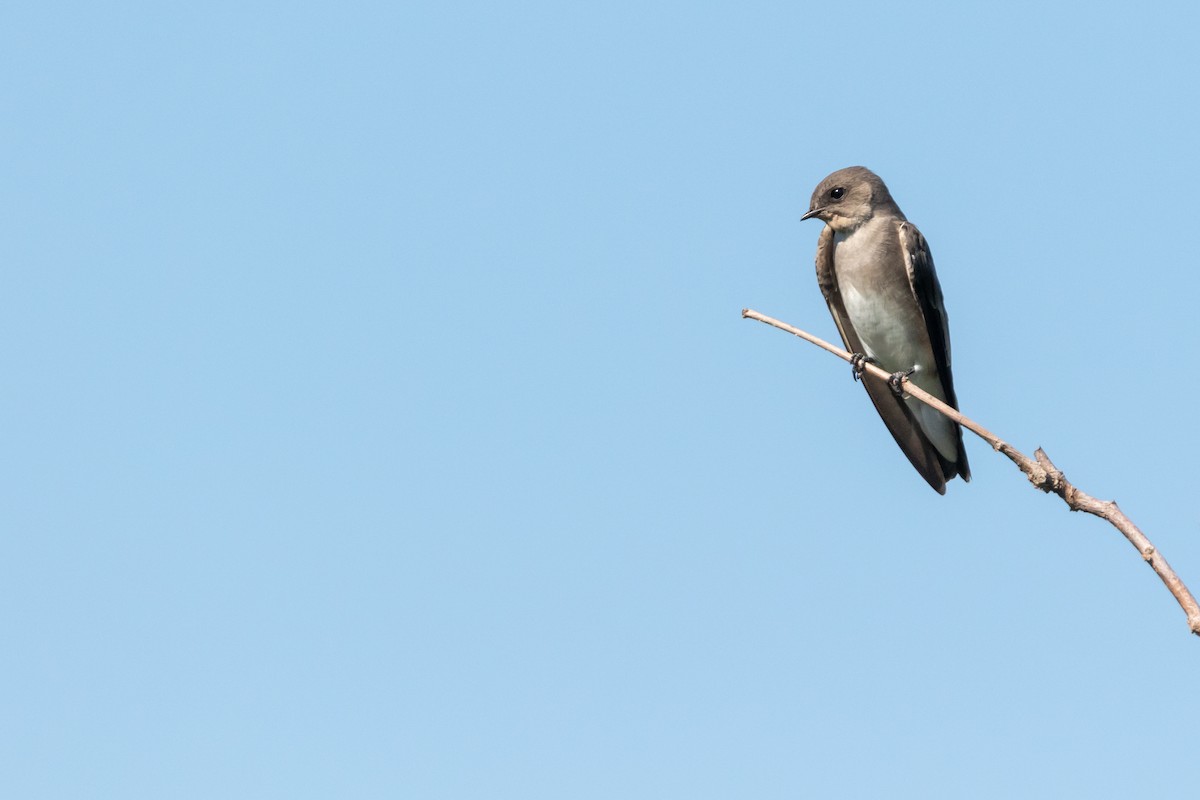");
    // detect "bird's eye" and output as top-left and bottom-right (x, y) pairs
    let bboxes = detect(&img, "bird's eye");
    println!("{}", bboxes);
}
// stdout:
(829, 187), (845, 200)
